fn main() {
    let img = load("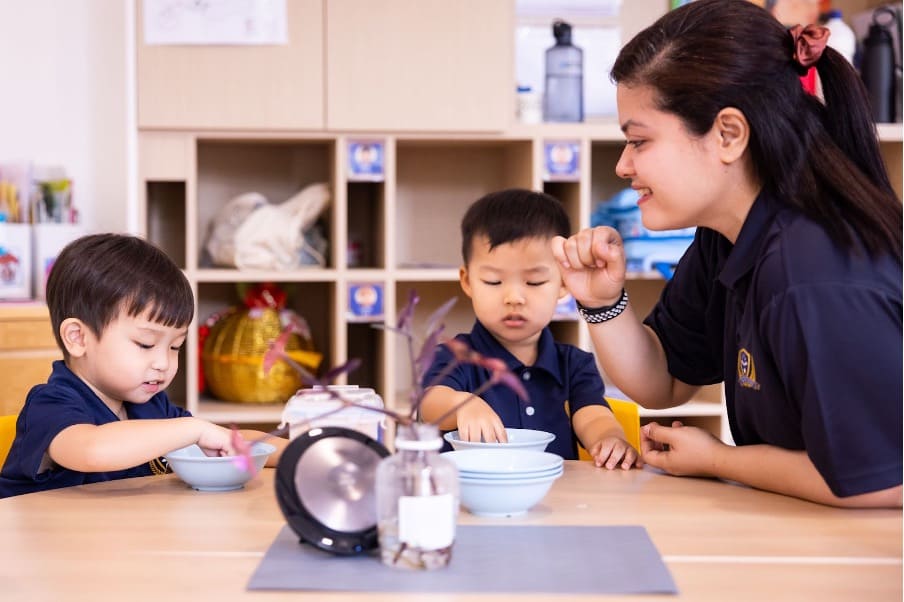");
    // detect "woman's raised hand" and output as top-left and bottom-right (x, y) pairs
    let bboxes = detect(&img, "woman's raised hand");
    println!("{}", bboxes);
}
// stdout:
(551, 226), (627, 307)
